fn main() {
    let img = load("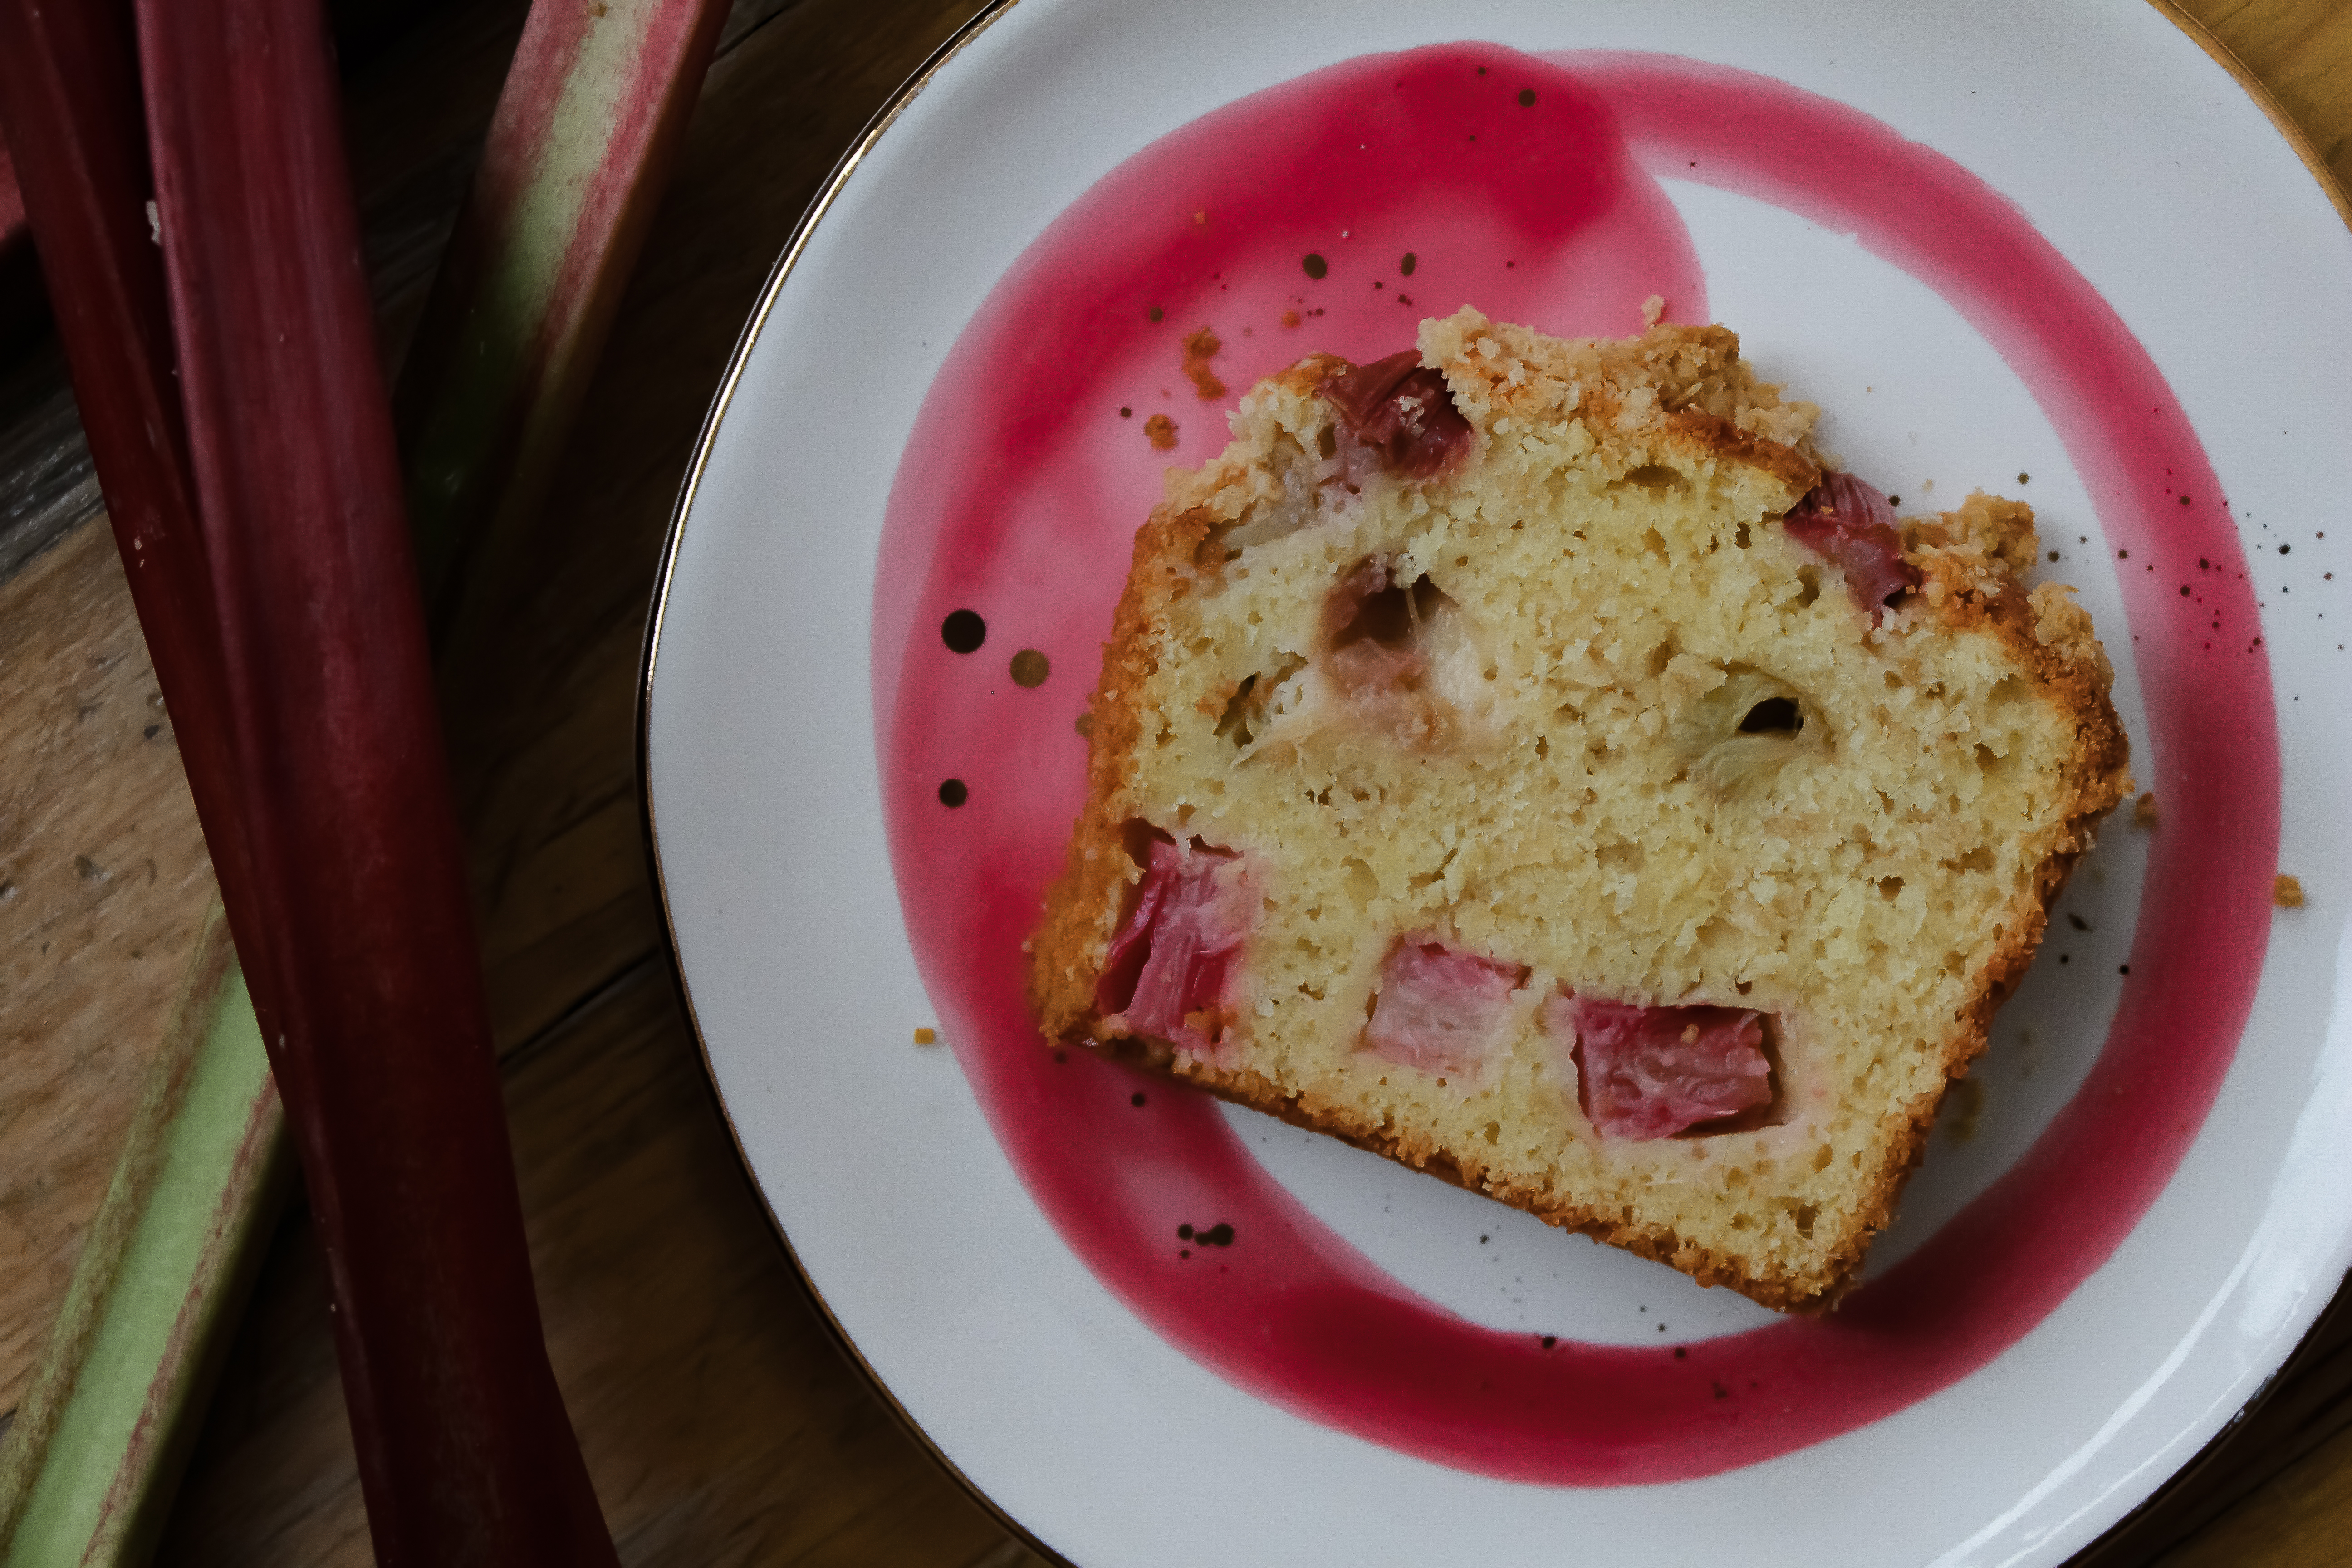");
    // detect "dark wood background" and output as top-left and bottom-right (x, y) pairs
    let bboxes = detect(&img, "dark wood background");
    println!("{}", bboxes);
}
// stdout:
(0, 0), (2345, 1562)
